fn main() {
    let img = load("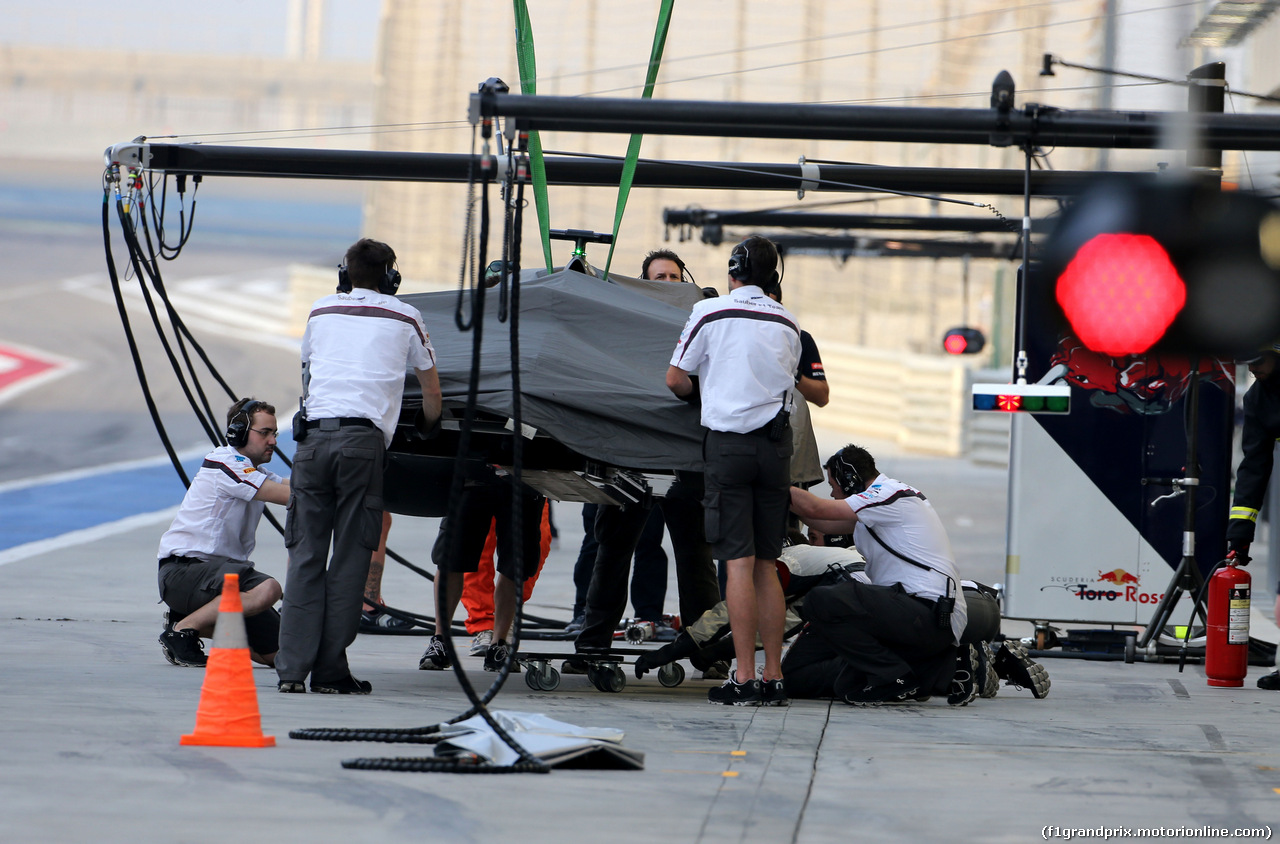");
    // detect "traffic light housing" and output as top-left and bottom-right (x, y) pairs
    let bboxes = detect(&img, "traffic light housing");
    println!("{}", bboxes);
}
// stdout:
(1043, 178), (1280, 358)
(943, 326), (986, 355)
